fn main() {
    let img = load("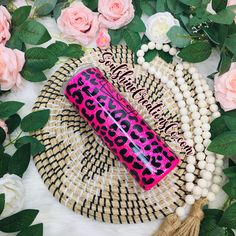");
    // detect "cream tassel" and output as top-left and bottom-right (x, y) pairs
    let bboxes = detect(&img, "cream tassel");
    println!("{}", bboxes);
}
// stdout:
(153, 213), (181, 236)
(173, 198), (208, 236)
